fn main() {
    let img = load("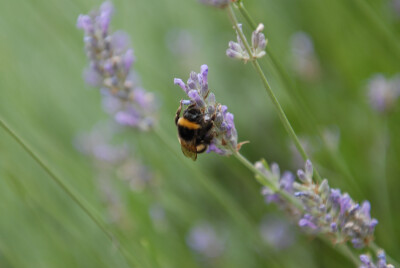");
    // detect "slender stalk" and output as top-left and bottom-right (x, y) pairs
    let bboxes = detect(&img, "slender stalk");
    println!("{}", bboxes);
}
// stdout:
(235, 1), (365, 197)
(227, 5), (322, 183)
(233, 152), (304, 210)
(318, 236), (360, 266)
(0, 117), (136, 268)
